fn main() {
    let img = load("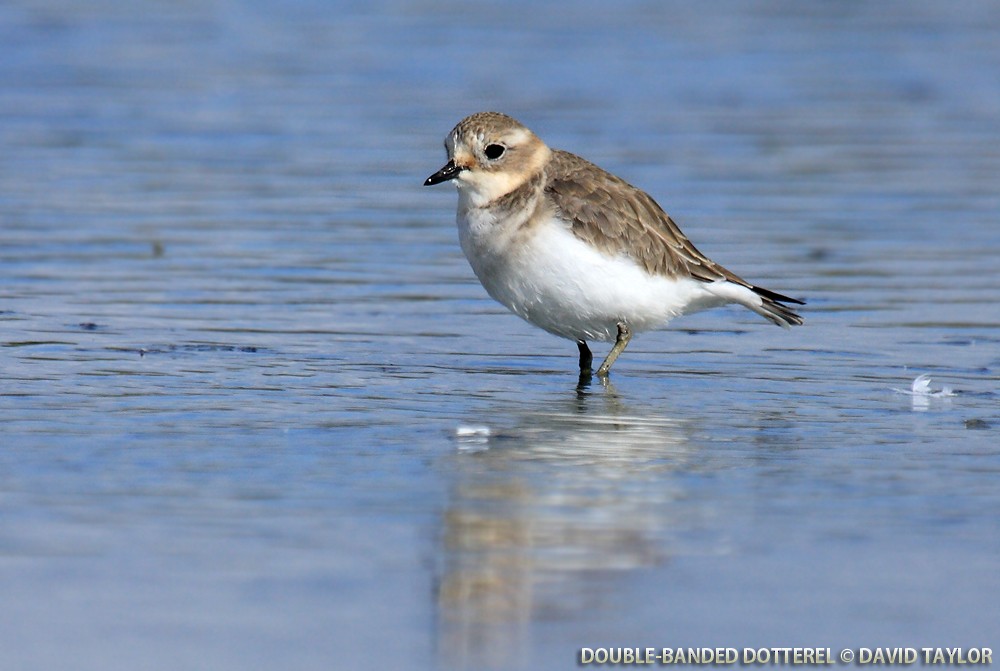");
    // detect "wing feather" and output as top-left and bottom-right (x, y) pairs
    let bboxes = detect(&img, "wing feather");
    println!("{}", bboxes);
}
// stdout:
(544, 150), (804, 324)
